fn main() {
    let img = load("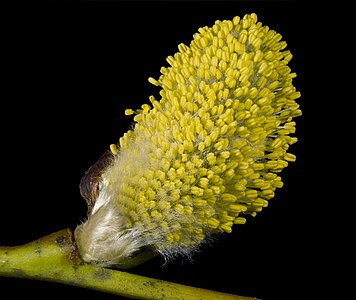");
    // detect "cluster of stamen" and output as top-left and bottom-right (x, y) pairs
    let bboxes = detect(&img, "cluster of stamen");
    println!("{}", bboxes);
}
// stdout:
(104, 13), (301, 254)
